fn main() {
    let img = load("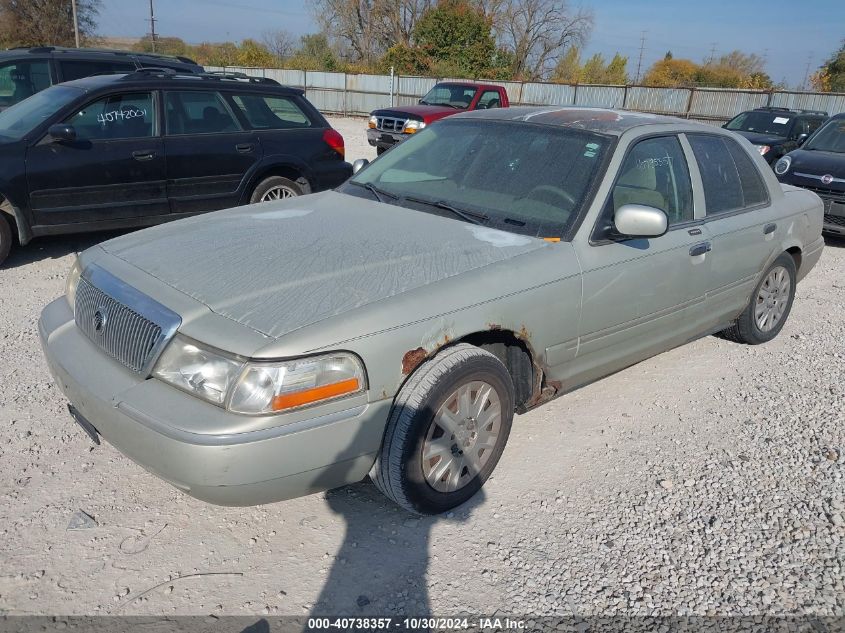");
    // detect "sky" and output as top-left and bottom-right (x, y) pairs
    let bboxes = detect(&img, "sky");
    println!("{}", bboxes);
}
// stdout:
(98, 0), (844, 88)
